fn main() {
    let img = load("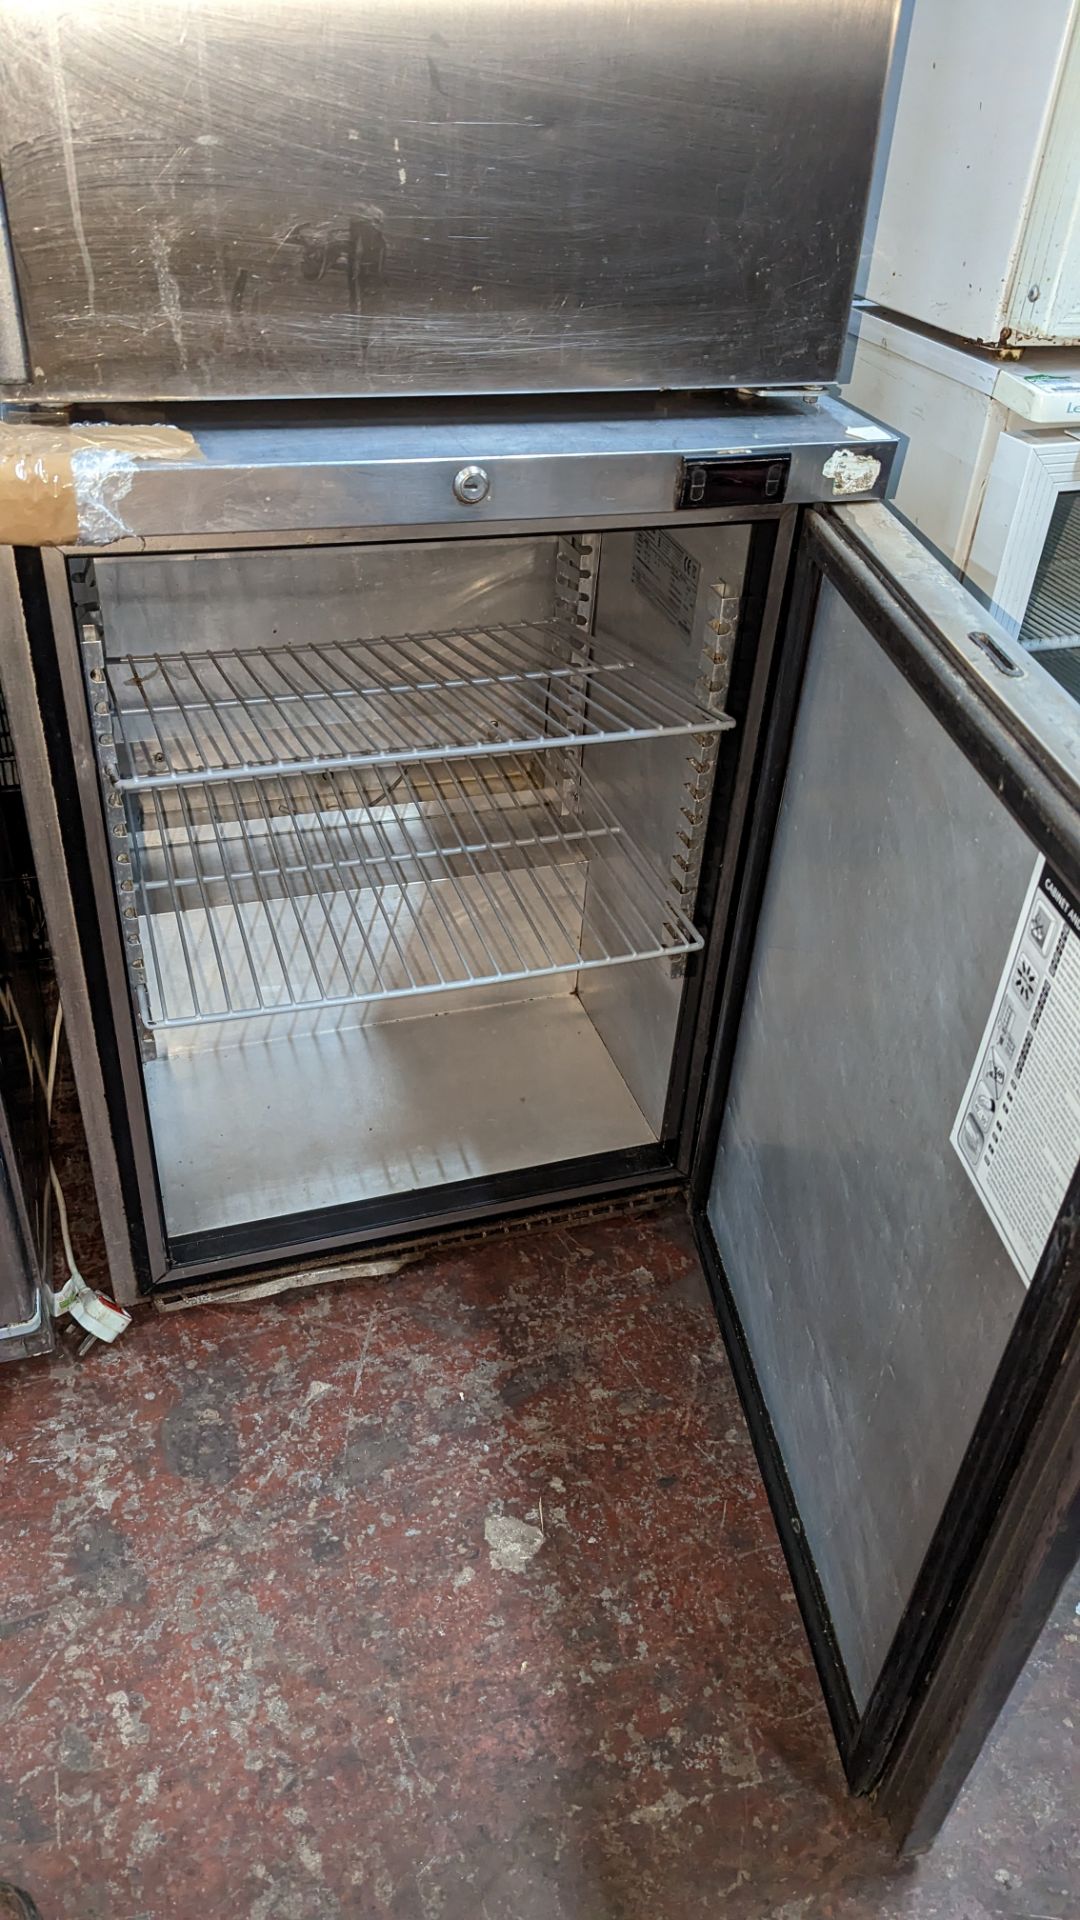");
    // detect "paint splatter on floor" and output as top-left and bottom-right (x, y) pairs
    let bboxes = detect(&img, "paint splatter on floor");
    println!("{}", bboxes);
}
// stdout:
(1, 1200), (1076, 1919)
